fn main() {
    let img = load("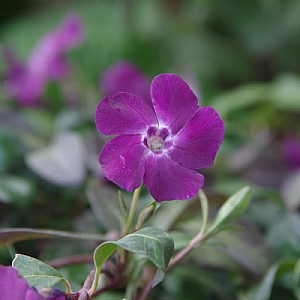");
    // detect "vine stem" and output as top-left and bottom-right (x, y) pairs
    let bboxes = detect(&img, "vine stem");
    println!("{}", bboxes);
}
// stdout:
(124, 185), (142, 236)
(166, 232), (207, 272)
